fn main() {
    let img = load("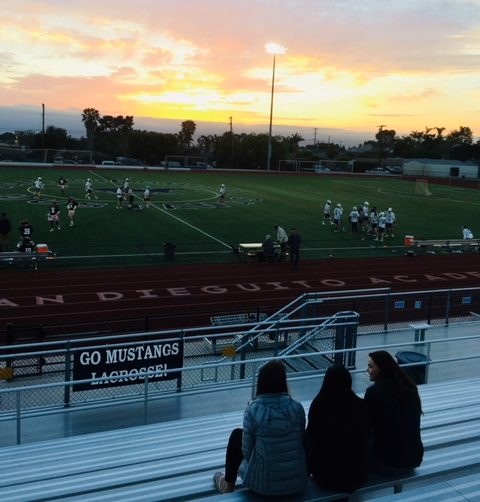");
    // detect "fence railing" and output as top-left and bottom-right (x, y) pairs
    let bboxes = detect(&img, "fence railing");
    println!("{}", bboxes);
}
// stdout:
(2, 286), (479, 344)
(1, 329), (480, 445)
